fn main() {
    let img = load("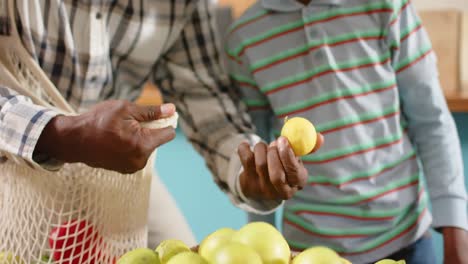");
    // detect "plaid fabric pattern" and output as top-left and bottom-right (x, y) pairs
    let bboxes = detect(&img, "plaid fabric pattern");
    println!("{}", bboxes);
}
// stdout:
(0, 0), (260, 206)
